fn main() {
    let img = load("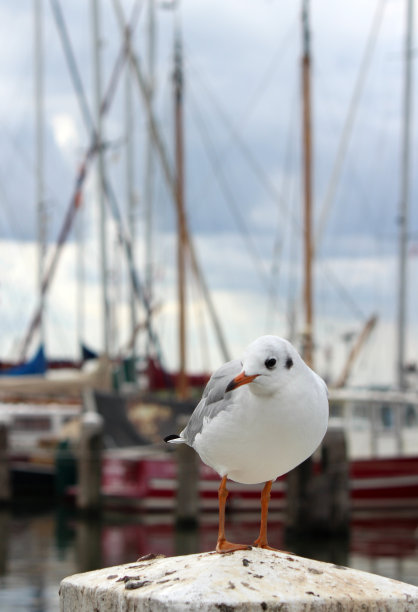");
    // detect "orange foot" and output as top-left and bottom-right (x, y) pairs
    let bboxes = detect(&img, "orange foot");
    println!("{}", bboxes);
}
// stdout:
(253, 537), (288, 553)
(216, 539), (252, 554)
